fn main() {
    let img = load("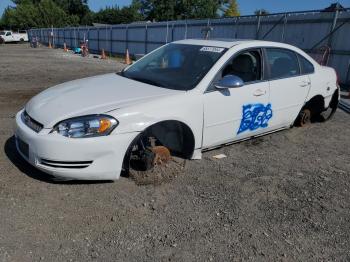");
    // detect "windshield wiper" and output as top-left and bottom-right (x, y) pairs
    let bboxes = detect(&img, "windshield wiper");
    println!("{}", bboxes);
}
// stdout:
(117, 69), (125, 76)
(129, 76), (166, 88)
